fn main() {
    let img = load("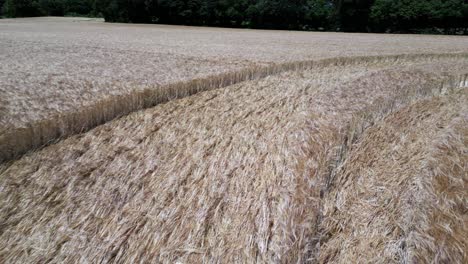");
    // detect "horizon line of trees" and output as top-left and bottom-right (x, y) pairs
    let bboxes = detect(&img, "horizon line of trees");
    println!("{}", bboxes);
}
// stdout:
(1, 0), (468, 34)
